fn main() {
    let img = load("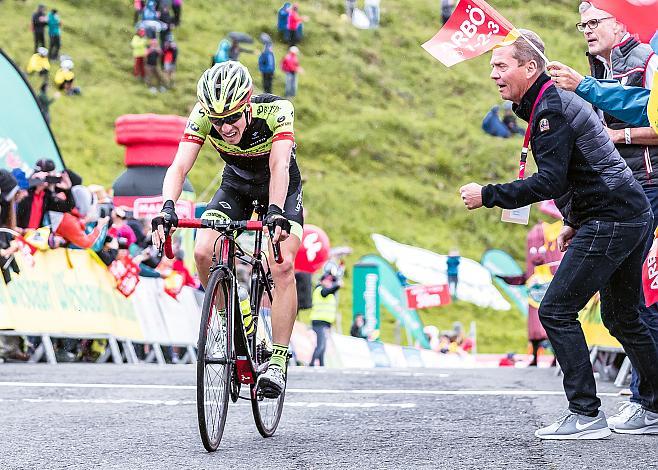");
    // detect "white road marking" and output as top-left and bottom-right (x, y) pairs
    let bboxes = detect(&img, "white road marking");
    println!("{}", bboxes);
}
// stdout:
(0, 397), (416, 409)
(0, 382), (619, 397)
